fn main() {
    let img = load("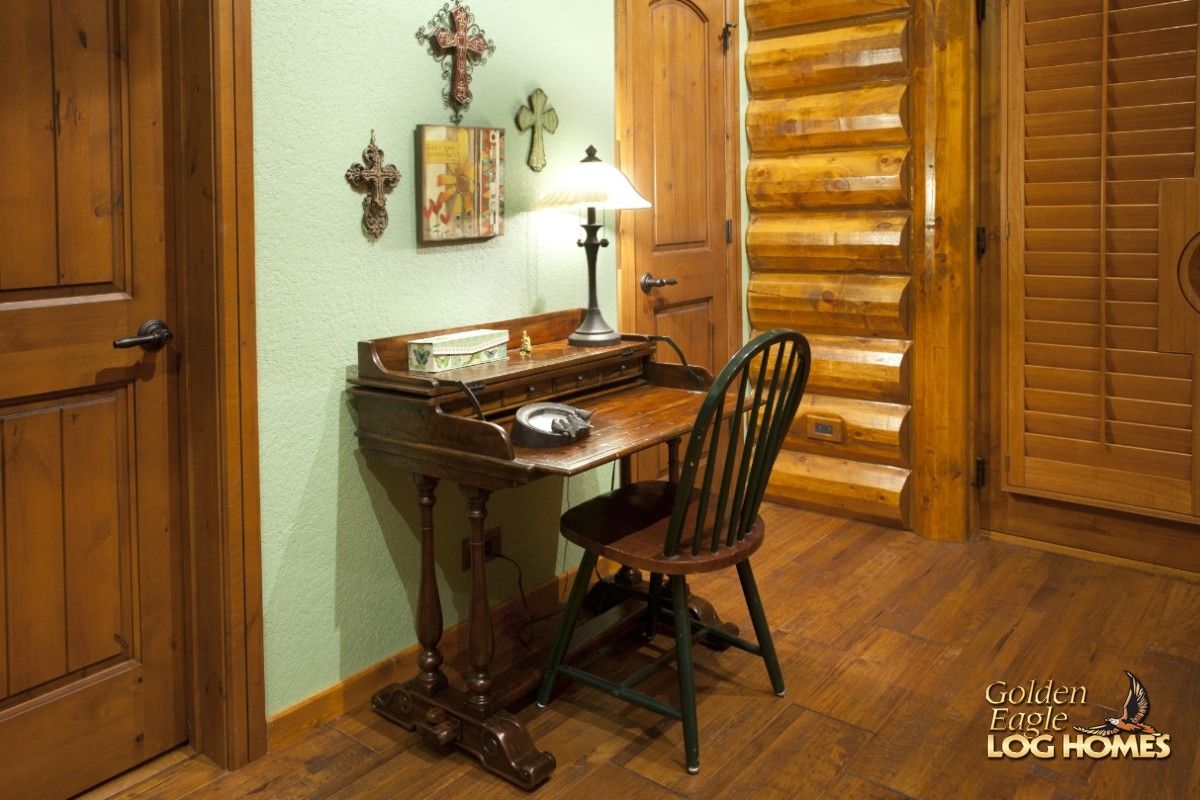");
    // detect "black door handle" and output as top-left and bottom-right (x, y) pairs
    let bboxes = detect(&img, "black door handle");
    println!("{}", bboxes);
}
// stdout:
(640, 273), (679, 294)
(113, 319), (174, 352)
